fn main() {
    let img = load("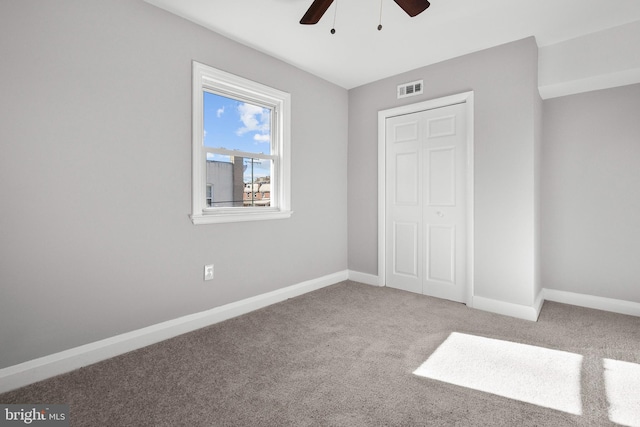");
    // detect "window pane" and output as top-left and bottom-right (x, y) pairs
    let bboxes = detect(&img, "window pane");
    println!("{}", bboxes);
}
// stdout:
(205, 153), (272, 208)
(203, 91), (271, 155)
(243, 158), (273, 207)
(205, 154), (245, 207)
